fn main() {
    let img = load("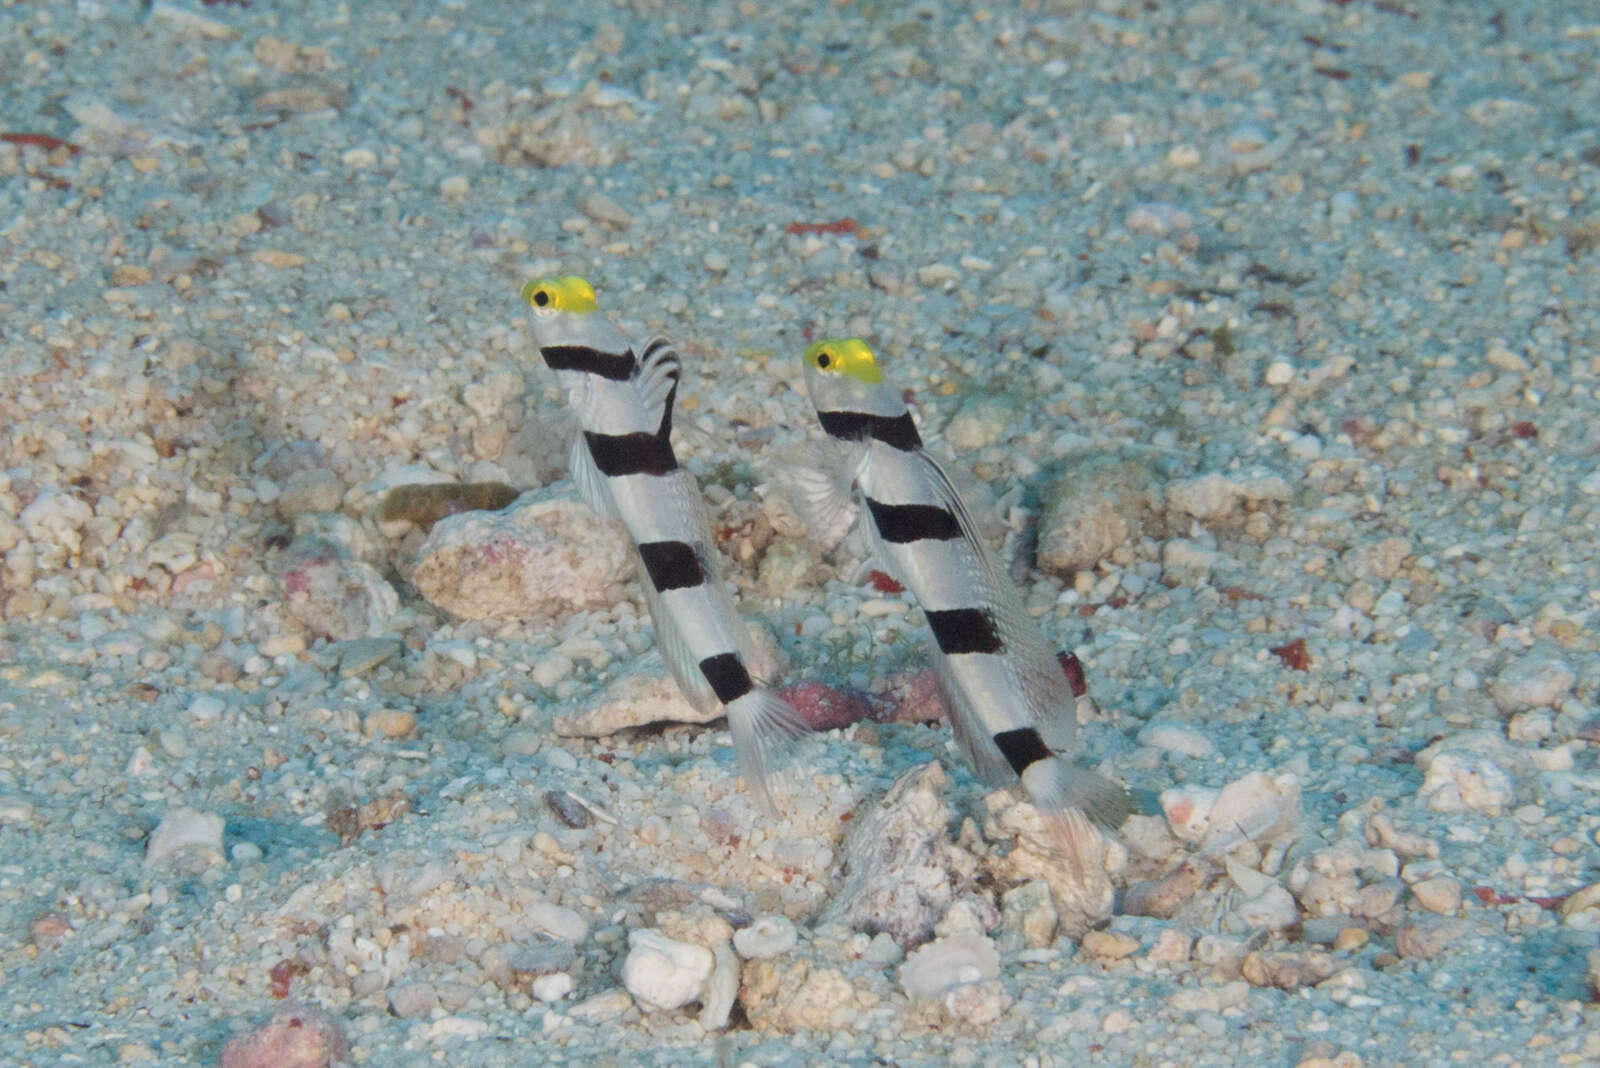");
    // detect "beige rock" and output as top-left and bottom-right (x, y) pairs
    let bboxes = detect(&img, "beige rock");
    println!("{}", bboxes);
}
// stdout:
(999, 880), (1058, 949)
(363, 709), (417, 740)
(1145, 928), (1192, 964)
(982, 792), (1113, 937)
(1488, 653), (1575, 713)
(554, 673), (717, 737)
(1080, 930), (1140, 961)
(942, 978), (1011, 1026)
(1411, 877), (1462, 916)
(144, 806), (225, 873)
(1123, 859), (1211, 919)
(1241, 949), (1345, 990)
(413, 491), (634, 622)
(1167, 979), (1249, 1013)
(1558, 881), (1600, 920)
(220, 1004), (347, 1068)
(1035, 452), (1161, 576)
(1418, 752), (1513, 814)
(740, 956), (884, 1033)
(621, 929), (713, 1011)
